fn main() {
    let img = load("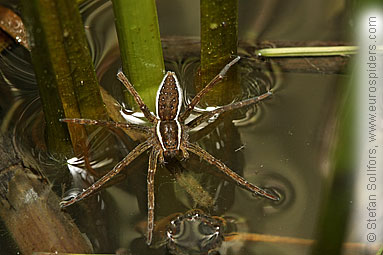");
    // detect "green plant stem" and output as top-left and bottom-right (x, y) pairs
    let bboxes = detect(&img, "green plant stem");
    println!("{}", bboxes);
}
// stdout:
(112, 0), (165, 112)
(200, 0), (239, 105)
(256, 46), (358, 57)
(20, 0), (108, 156)
(312, 62), (356, 255)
